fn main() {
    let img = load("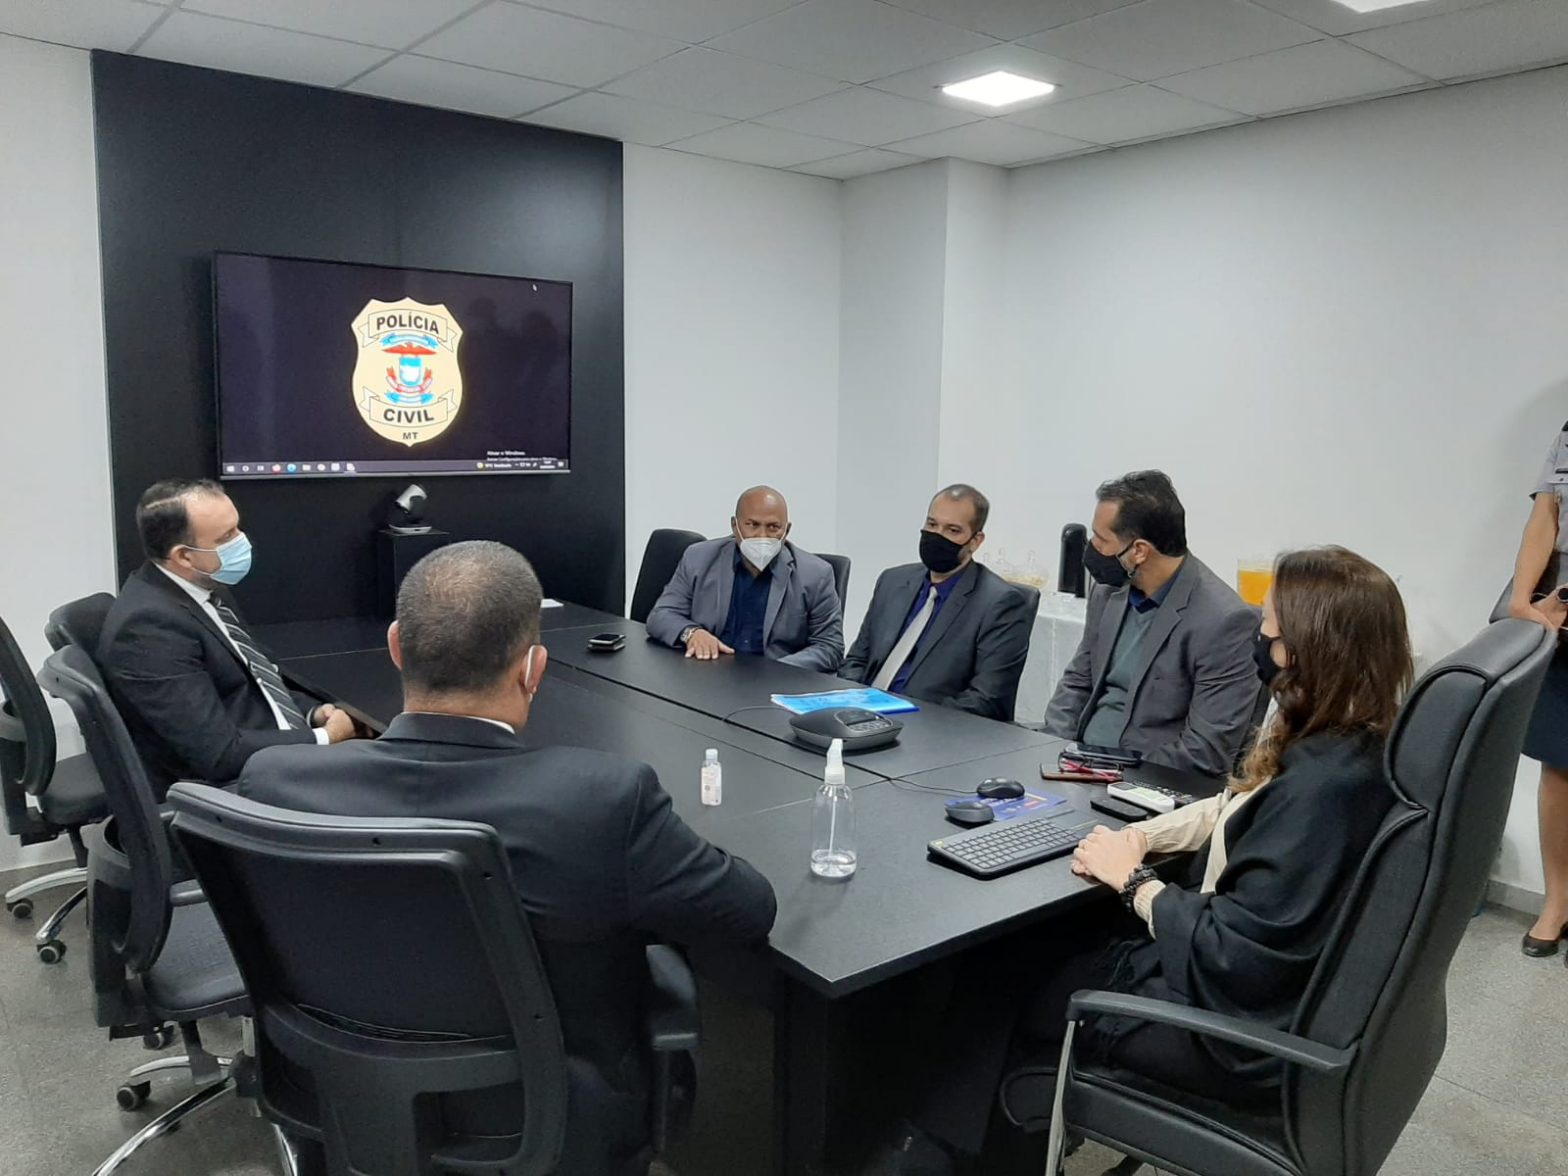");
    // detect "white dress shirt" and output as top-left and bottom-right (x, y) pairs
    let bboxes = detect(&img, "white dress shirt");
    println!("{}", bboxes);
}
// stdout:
(156, 564), (330, 744)
(1129, 782), (1268, 932)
